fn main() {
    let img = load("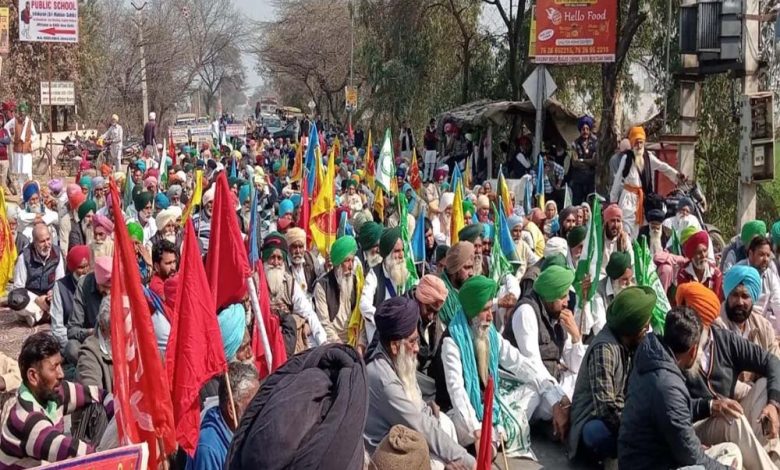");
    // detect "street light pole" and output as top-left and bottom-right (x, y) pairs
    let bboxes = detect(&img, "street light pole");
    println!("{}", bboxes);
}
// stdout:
(131, 1), (149, 124)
